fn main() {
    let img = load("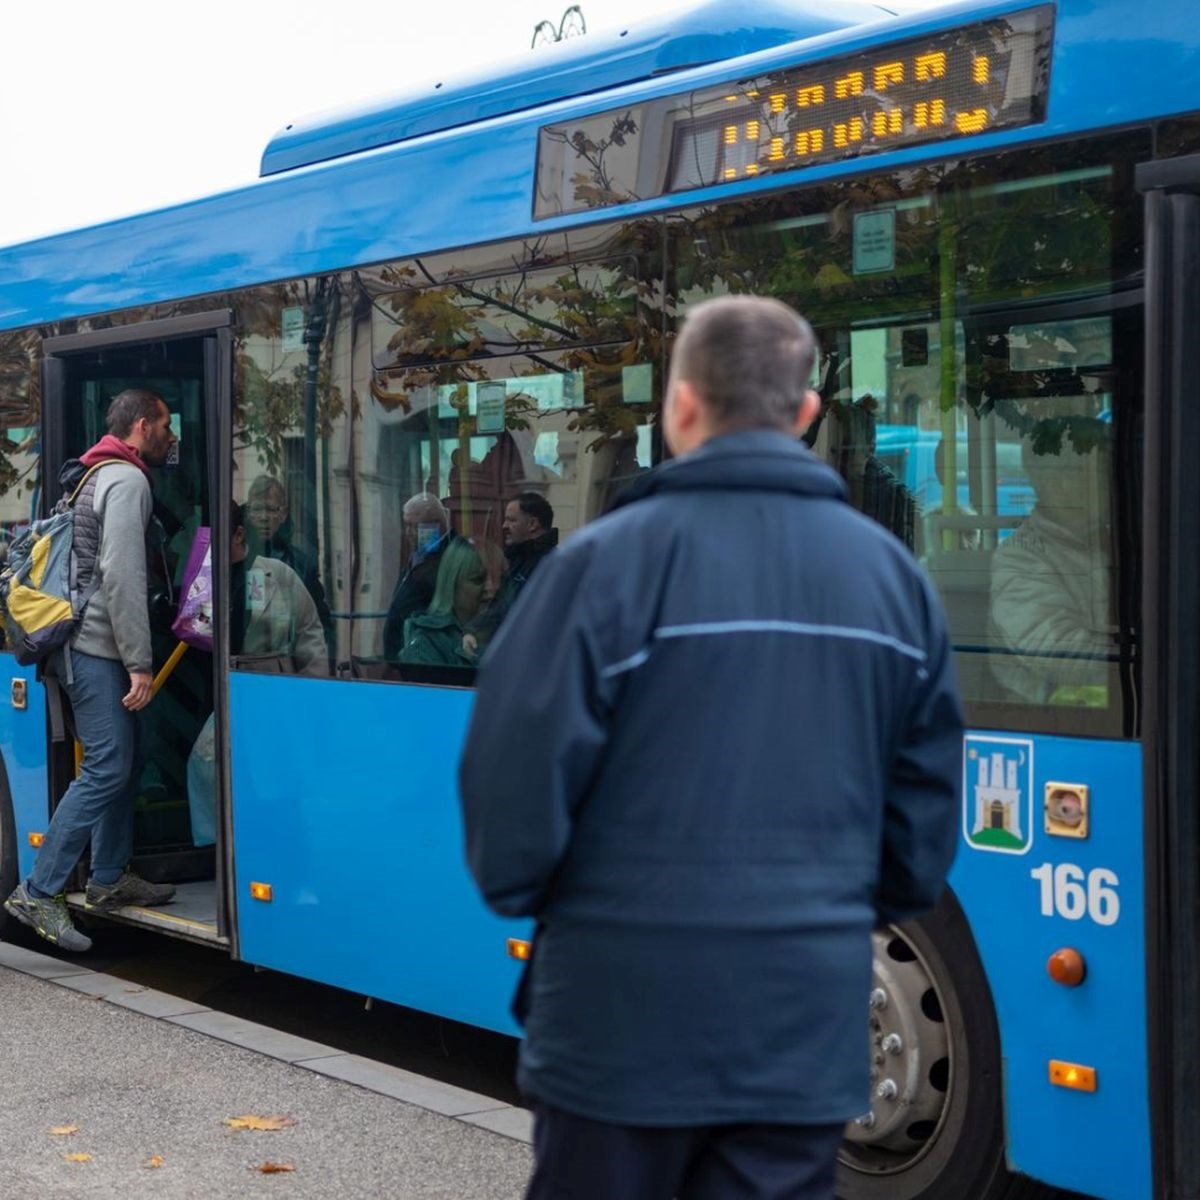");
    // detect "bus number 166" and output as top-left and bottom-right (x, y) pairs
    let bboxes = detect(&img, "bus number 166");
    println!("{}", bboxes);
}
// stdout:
(1030, 863), (1120, 926)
